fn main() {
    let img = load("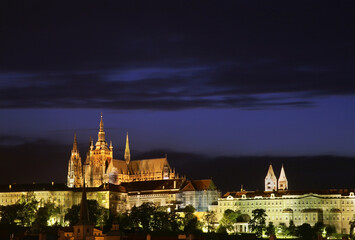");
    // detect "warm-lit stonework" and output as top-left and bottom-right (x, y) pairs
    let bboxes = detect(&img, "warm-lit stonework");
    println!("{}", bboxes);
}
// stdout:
(69, 114), (177, 188)
(0, 114), (220, 226)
